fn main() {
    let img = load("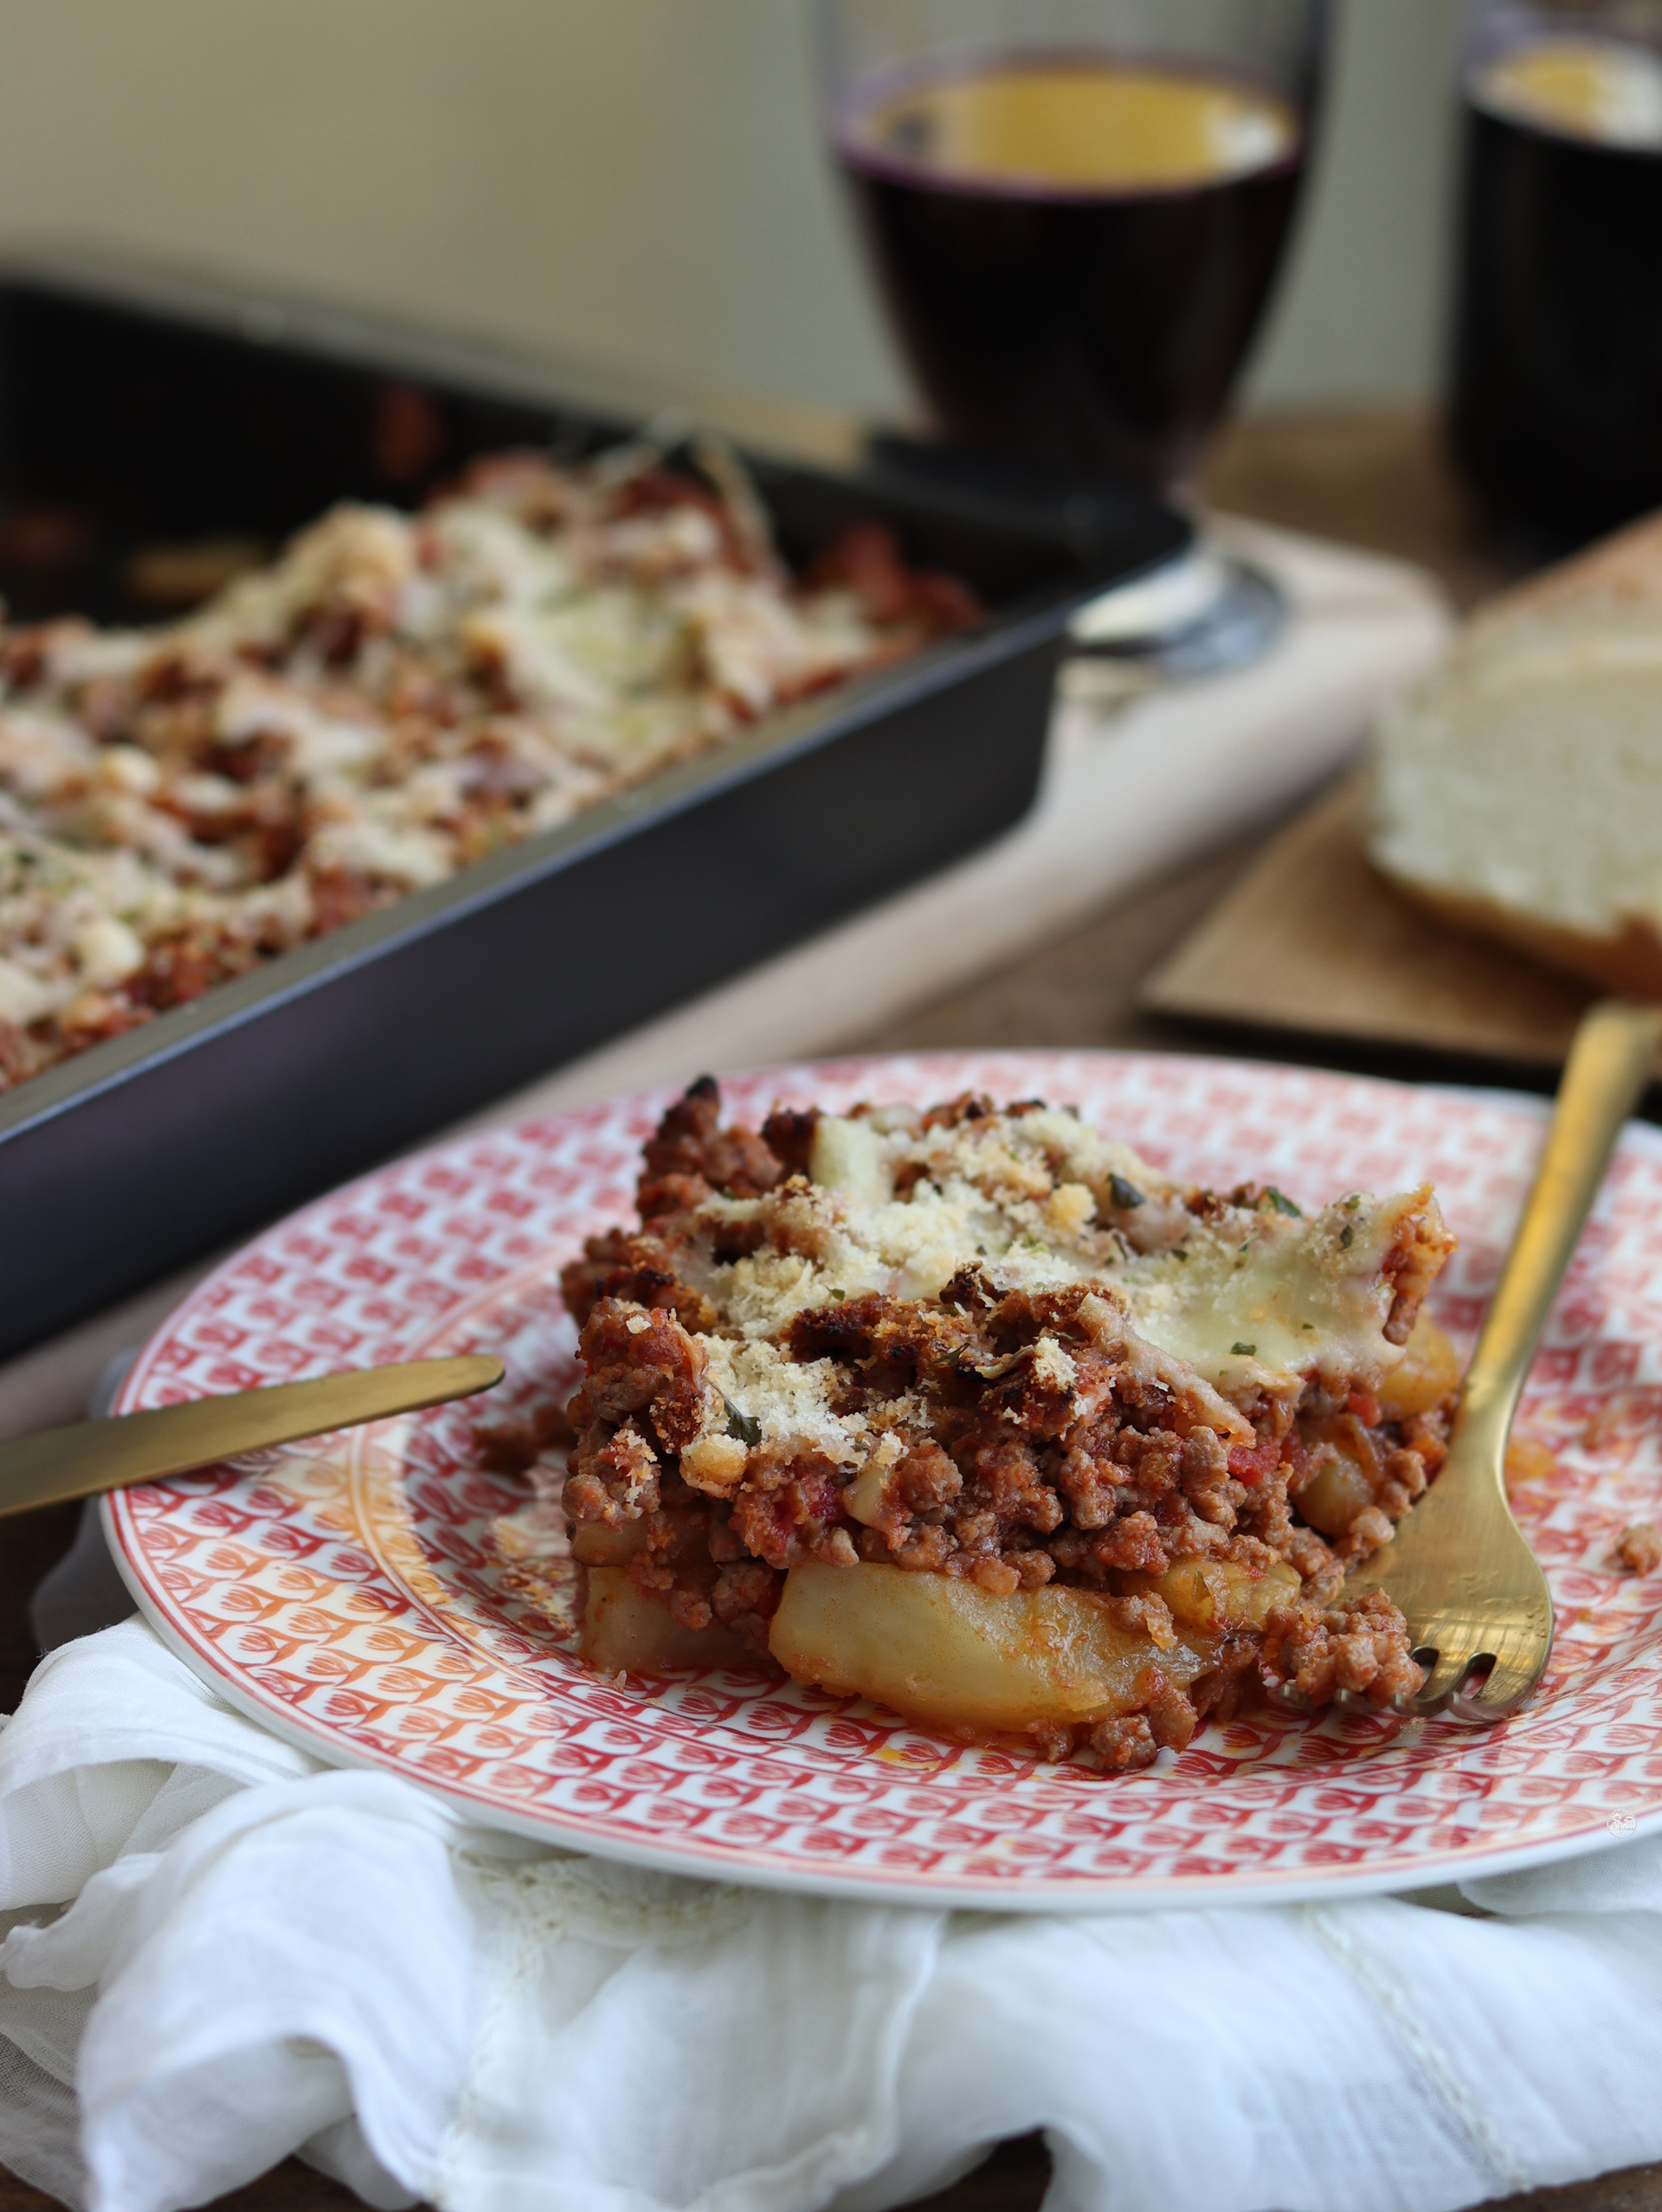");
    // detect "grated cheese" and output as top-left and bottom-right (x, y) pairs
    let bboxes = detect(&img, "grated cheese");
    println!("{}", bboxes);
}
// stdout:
(680, 1109), (1435, 1407)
